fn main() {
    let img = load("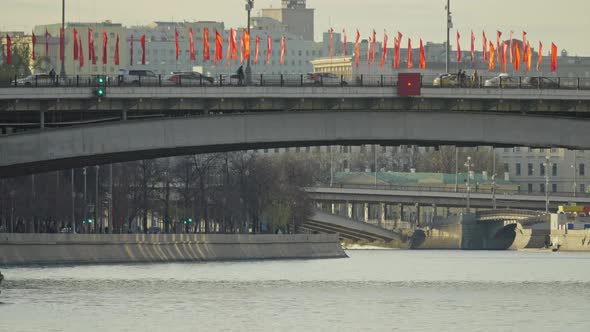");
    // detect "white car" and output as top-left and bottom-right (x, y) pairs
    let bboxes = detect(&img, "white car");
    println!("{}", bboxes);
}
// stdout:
(484, 73), (519, 88)
(118, 69), (159, 86)
(14, 73), (52, 86)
